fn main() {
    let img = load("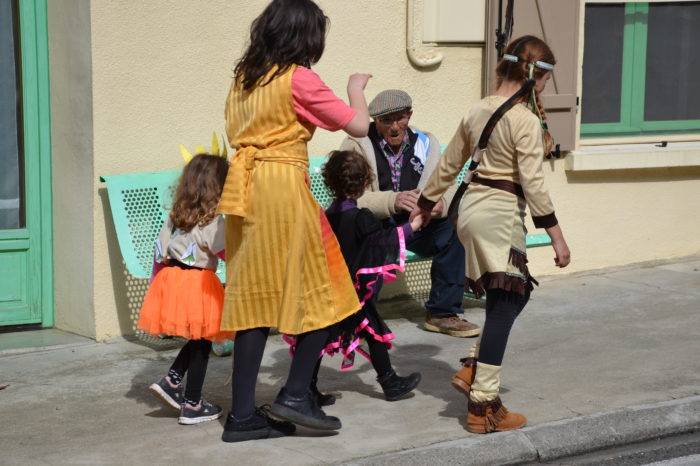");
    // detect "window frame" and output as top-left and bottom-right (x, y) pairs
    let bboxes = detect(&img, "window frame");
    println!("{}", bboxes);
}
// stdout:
(581, 2), (700, 139)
